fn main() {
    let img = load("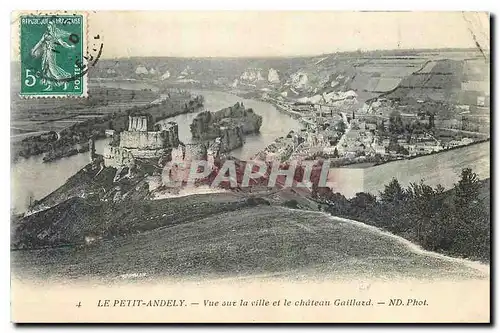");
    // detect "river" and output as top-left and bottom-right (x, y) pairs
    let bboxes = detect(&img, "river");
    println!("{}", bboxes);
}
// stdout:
(327, 141), (490, 198)
(159, 89), (303, 159)
(11, 85), (303, 213)
(11, 81), (491, 213)
(11, 139), (110, 214)
(363, 141), (491, 194)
